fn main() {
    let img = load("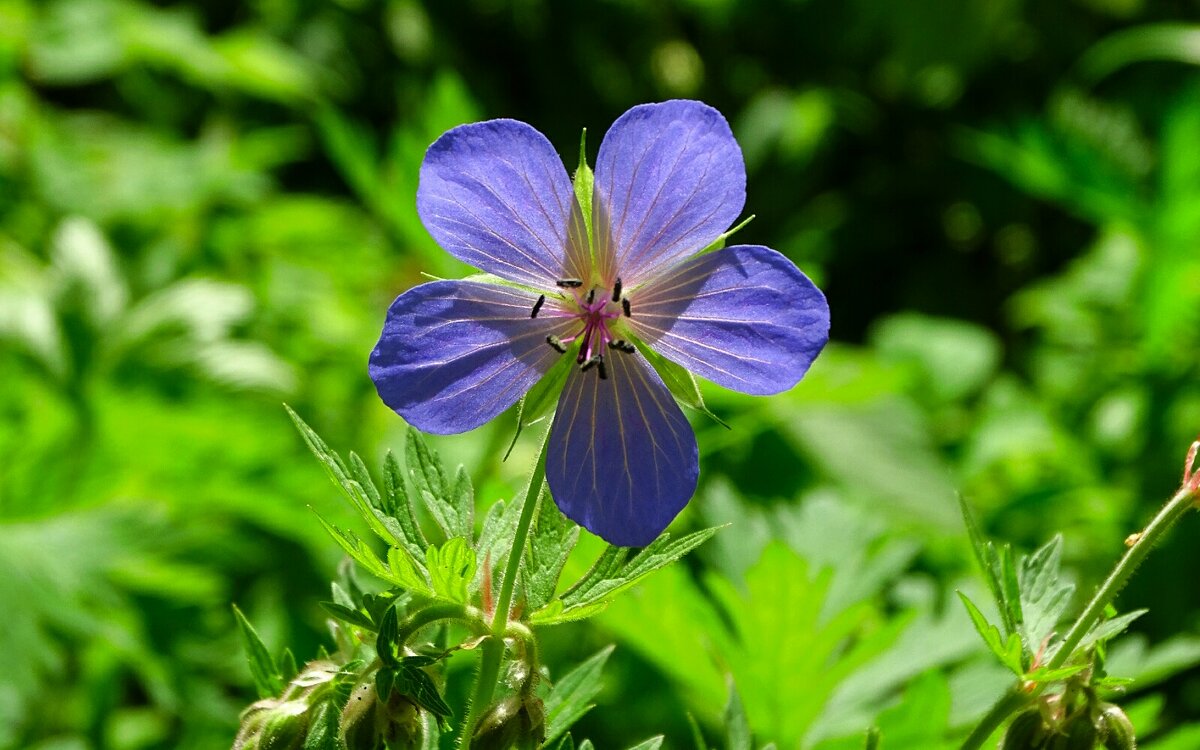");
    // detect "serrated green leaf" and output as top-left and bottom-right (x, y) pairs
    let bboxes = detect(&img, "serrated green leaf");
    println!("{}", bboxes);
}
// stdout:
(348, 451), (382, 510)
(958, 495), (1008, 626)
(560, 527), (722, 611)
(426, 537), (476, 604)
(625, 738), (664, 750)
(556, 734), (576, 750)
(1019, 535), (1074, 654)
(558, 546), (629, 604)
(544, 646), (613, 744)
(395, 659), (453, 721)
(528, 599), (609, 626)
(474, 498), (524, 595)
(724, 680), (751, 750)
(232, 603), (283, 699)
(999, 545), (1024, 637)
(377, 602), (400, 666)
(1024, 664), (1088, 684)
(314, 511), (393, 582)
(407, 429), (472, 539)
(387, 545), (435, 596)
(1075, 609), (1147, 655)
(289, 407), (418, 557)
(524, 491), (580, 612)
(638, 342), (728, 427)
(319, 601), (376, 632)
(383, 449), (428, 556)
(957, 592), (1024, 676)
